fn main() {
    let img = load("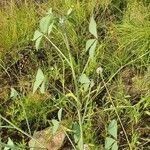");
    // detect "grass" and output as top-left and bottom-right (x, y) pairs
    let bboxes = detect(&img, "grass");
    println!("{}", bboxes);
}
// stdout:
(0, 0), (150, 149)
